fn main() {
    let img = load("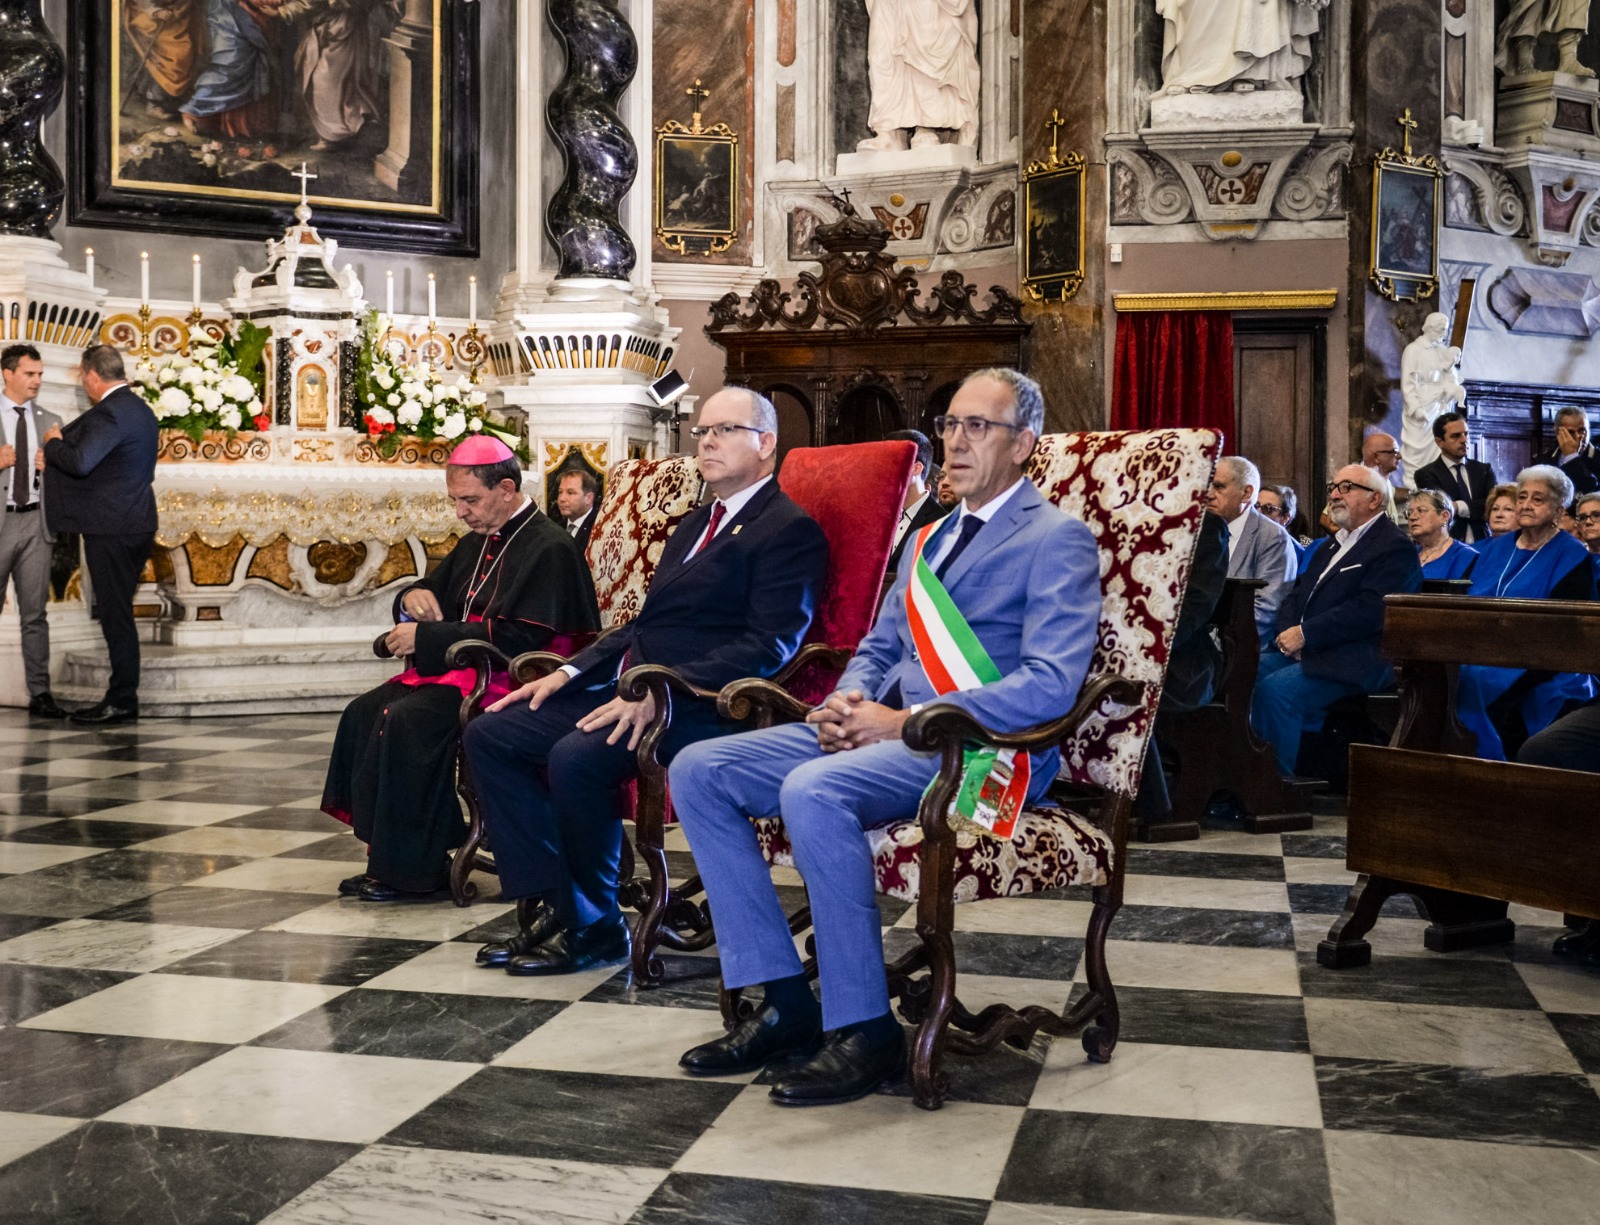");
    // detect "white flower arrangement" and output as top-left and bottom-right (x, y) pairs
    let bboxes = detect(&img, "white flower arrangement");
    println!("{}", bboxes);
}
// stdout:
(133, 341), (268, 443)
(359, 345), (500, 457)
